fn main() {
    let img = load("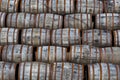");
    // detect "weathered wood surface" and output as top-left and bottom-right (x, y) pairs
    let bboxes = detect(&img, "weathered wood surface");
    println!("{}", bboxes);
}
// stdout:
(51, 28), (81, 47)
(0, 28), (19, 45)
(21, 28), (50, 46)
(2, 45), (33, 63)
(0, 0), (19, 12)
(76, 0), (103, 14)
(6, 13), (63, 29)
(36, 46), (67, 63)
(82, 29), (112, 47)
(0, 62), (16, 80)
(69, 45), (100, 64)
(88, 63), (119, 80)
(104, 0), (120, 13)
(96, 13), (120, 30)
(64, 14), (93, 29)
